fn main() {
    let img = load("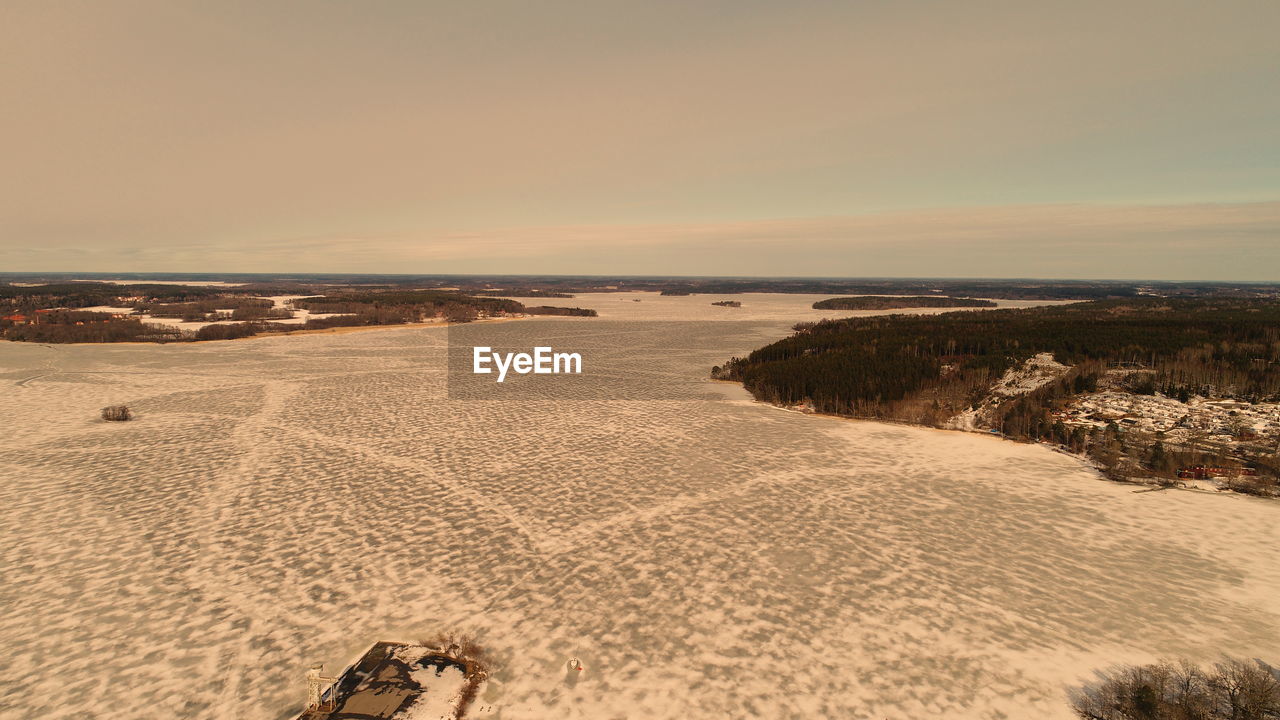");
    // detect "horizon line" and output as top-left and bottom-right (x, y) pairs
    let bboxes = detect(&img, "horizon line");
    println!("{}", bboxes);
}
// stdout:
(2, 271), (1279, 285)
